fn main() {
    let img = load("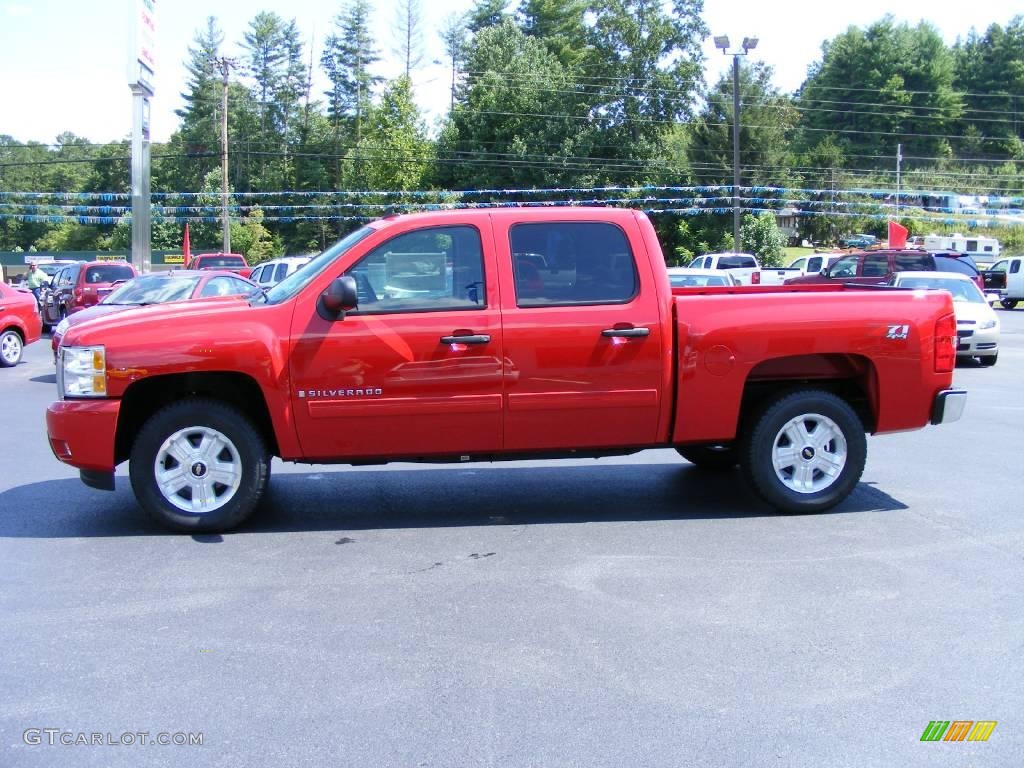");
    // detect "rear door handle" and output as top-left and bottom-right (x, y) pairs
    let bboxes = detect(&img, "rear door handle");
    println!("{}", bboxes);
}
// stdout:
(601, 327), (650, 338)
(440, 334), (491, 345)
